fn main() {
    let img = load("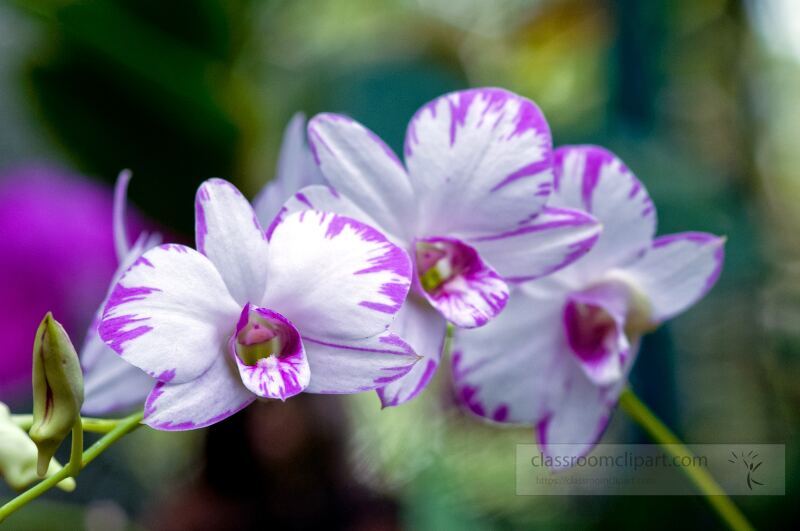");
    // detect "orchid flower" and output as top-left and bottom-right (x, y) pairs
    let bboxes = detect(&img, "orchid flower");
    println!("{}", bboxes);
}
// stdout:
(98, 179), (418, 430)
(253, 113), (324, 227)
(451, 145), (725, 464)
(81, 171), (160, 415)
(279, 88), (602, 406)
(83, 114), (320, 415)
